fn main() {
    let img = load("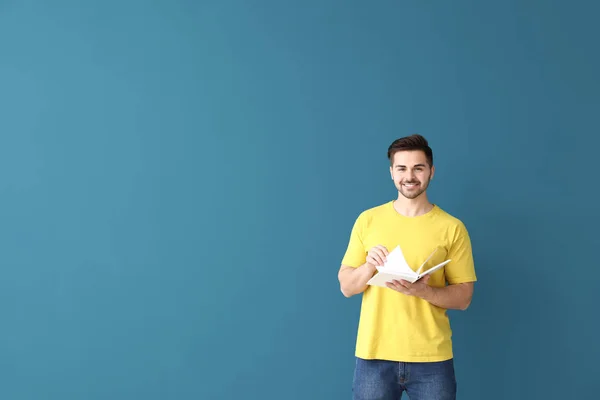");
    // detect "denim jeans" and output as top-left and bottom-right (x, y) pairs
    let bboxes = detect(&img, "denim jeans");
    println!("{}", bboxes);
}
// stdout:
(352, 357), (457, 400)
